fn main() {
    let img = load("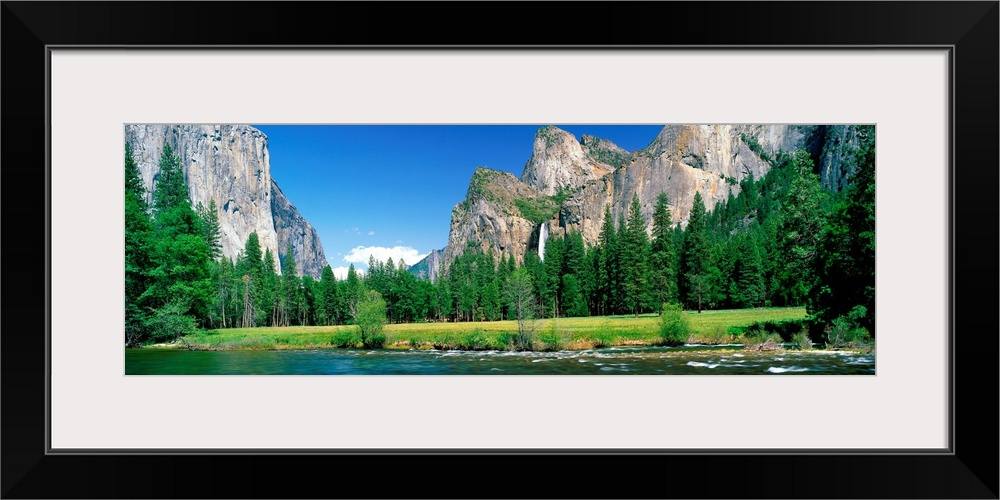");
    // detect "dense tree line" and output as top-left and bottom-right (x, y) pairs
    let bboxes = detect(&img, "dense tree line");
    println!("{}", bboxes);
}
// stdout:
(126, 129), (875, 345)
(125, 142), (214, 345)
(423, 129), (874, 336)
(124, 141), (360, 345)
